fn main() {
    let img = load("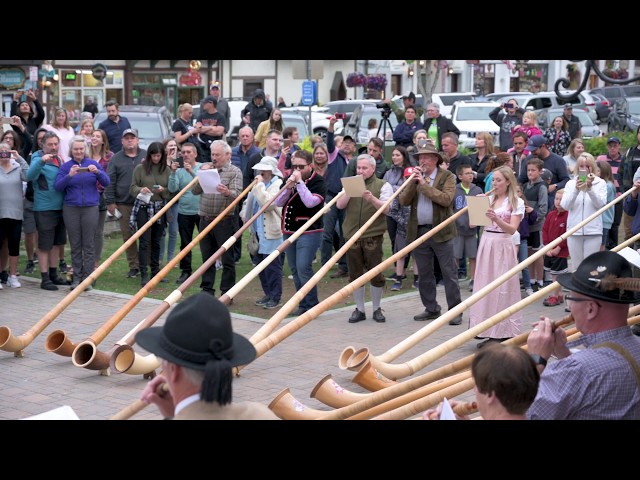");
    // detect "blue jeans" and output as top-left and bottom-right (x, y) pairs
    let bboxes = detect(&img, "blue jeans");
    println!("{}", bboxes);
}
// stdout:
(284, 231), (322, 311)
(159, 202), (179, 264)
(518, 237), (531, 286)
